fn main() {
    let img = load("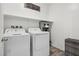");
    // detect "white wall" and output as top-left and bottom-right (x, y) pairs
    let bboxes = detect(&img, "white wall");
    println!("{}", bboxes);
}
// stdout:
(48, 3), (79, 51)
(70, 4), (79, 39)
(2, 3), (50, 20)
(4, 15), (39, 32)
(48, 3), (73, 50)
